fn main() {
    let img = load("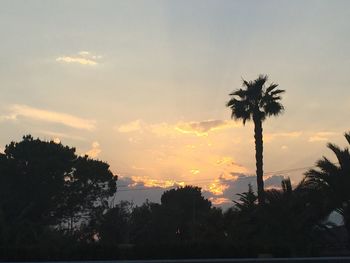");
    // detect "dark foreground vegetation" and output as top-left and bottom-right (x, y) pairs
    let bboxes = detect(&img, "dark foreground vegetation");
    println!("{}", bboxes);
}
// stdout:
(0, 133), (350, 260)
